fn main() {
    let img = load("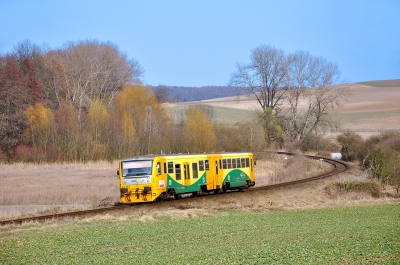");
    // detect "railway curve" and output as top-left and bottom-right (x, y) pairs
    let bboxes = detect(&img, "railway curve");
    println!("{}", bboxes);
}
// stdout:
(1, 152), (347, 226)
